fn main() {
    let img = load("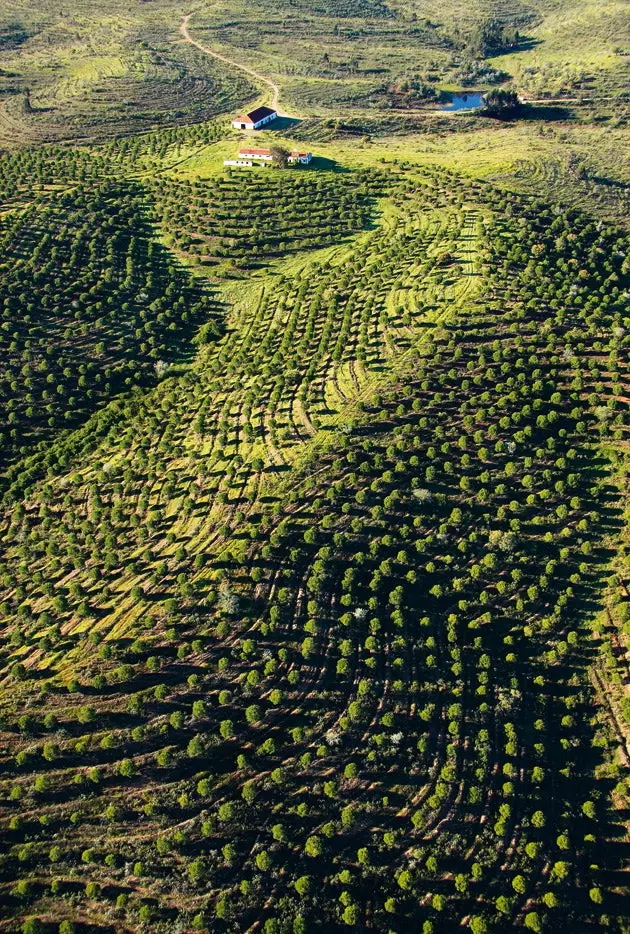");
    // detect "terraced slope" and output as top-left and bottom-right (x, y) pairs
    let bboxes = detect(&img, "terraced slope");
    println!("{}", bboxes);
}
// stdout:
(0, 181), (221, 473)
(0, 165), (628, 933)
(154, 169), (388, 270)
